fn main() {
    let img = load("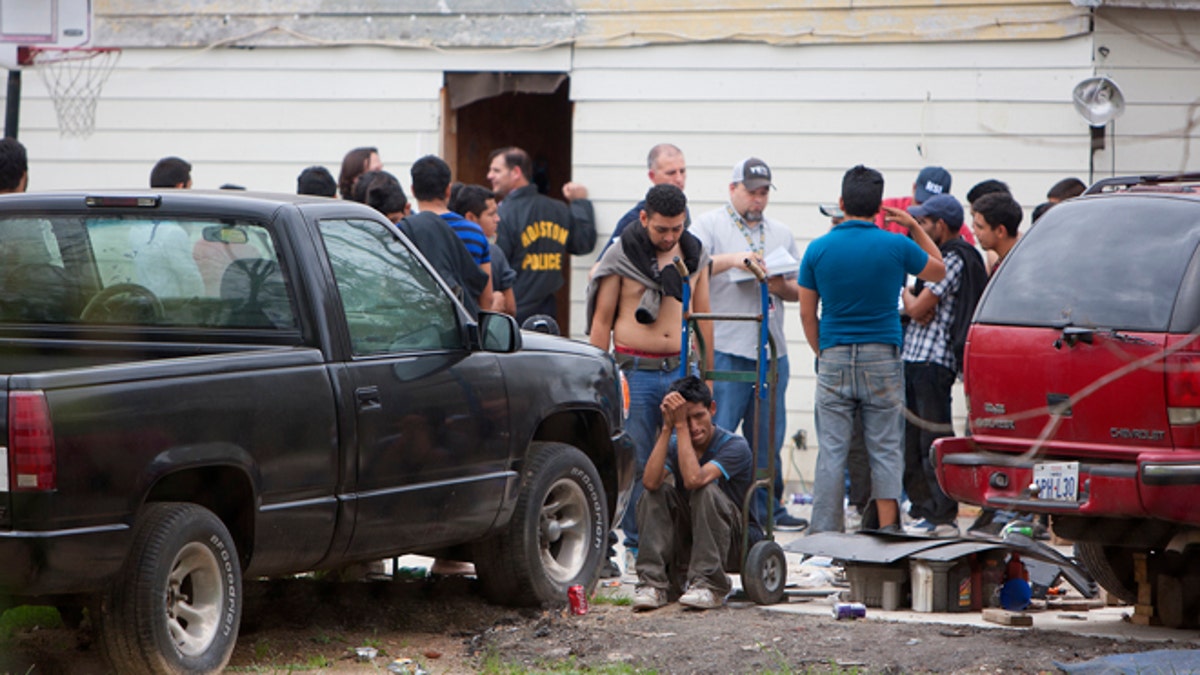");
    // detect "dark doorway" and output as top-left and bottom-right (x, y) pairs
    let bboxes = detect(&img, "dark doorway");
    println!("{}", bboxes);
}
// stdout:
(443, 73), (575, 327)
